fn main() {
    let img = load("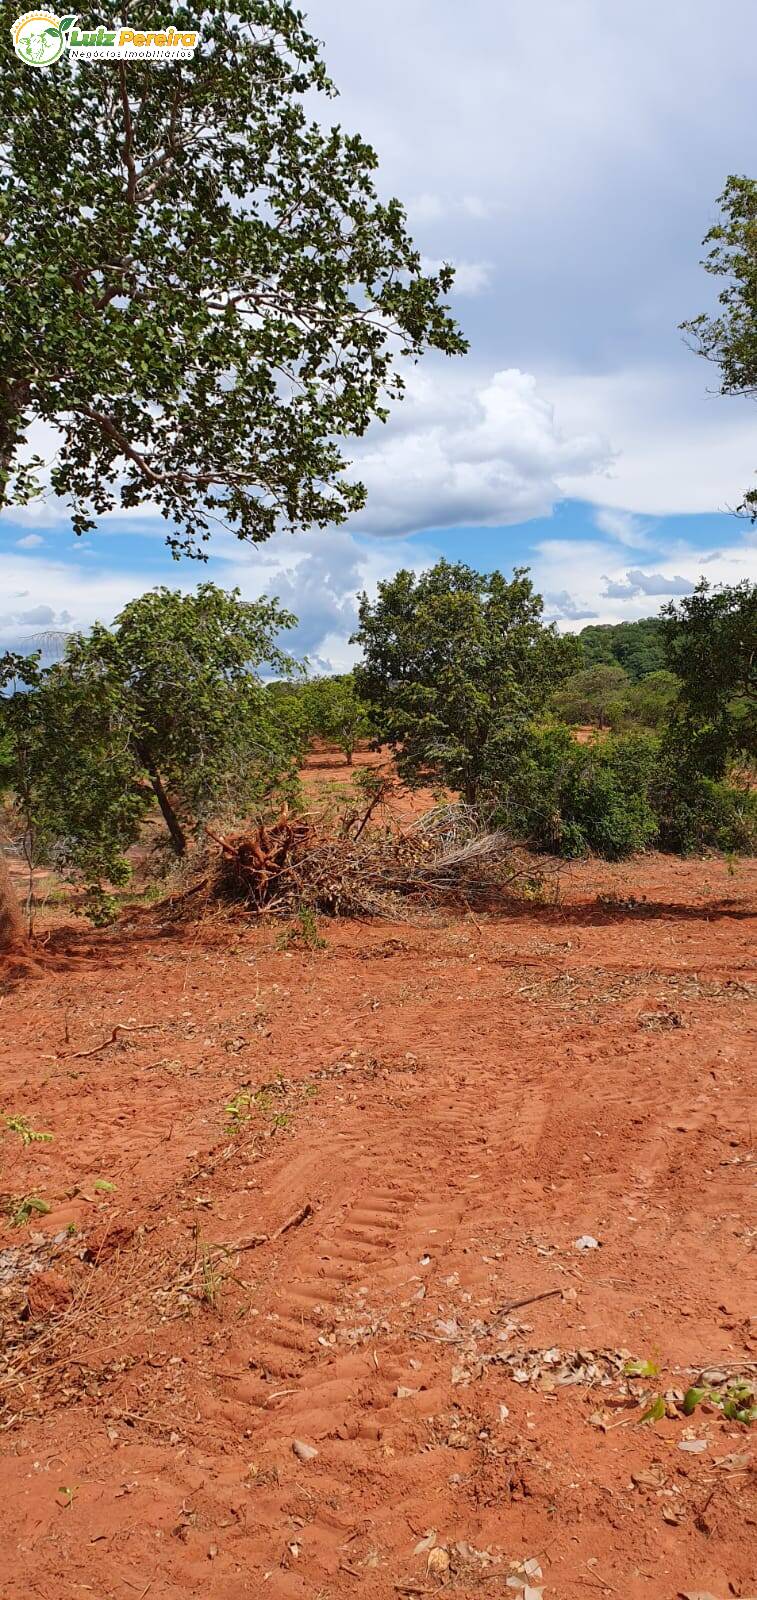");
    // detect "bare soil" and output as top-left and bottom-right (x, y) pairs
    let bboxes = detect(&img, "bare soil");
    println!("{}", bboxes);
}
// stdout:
(0, 769), (755, 1599)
